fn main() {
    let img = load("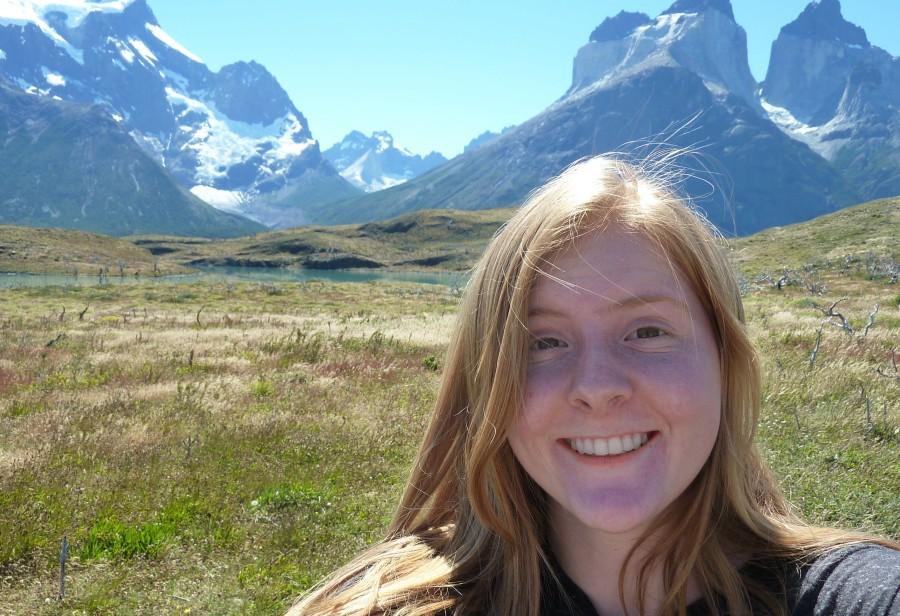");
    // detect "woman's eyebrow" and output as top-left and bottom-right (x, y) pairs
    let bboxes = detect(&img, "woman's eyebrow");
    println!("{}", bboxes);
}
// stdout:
(527, 294), (688, 318)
